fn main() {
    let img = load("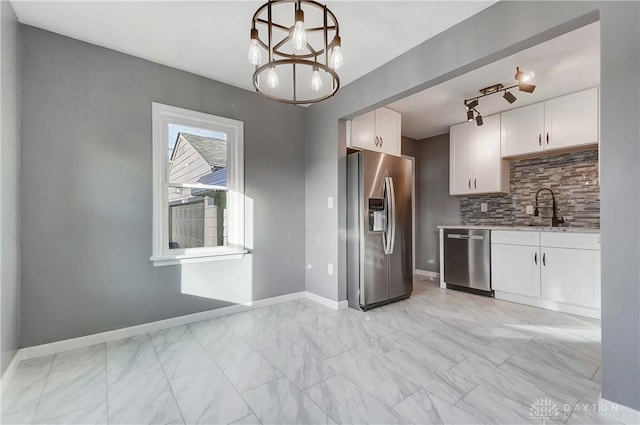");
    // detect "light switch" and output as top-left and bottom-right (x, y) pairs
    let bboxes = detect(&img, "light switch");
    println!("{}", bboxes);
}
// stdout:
(328, 196), (334, 209)
(481, 202), (488, 212)
(327, 263), (334, 275)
